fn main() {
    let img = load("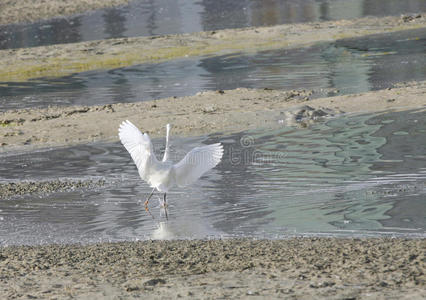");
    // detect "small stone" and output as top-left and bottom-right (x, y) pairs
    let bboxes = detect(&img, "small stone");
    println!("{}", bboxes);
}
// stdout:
(144, 278), (166, 286)
(408, 254), (418, 261)
(246, 290), (259, 295)
(401, 14), (421, 22)
(202, 106), (217, 113)
(126, 285), (140, 292)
